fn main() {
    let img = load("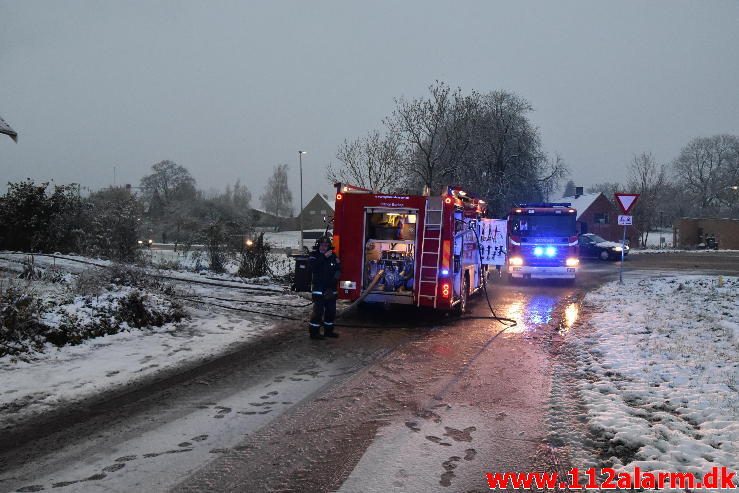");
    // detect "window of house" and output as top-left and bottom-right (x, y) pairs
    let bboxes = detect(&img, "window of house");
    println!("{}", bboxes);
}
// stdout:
(309, 210), (316, 215)
(320, 209), (327, 215)
(594, 213), (609, 224)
